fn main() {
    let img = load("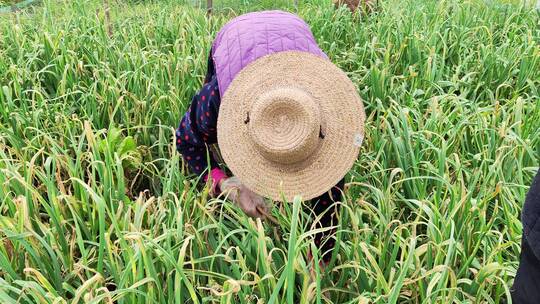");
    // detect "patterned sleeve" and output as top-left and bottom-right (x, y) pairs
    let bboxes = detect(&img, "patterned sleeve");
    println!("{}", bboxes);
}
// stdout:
(175, 75), (221, 176)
